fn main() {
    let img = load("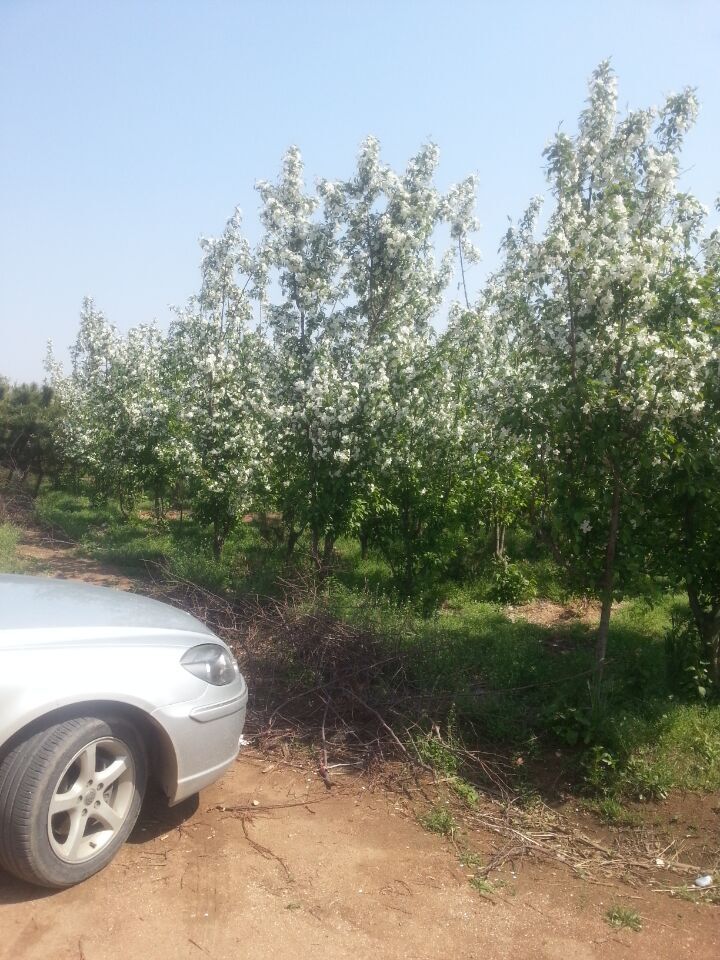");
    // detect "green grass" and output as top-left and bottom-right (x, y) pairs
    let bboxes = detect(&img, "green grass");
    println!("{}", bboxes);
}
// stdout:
(420, 807), (457, 837)
(0, 522), (25, 573)
(637, 704), (720, 792)
(605, 906), (642, 932)
(331, 581), (720, 799)
(672, 886), (720, 904)
(33, 487), (720, 799)
(587, 797), (642, 826)
(35, 490), (124, 541)
(35, 489), (288, 596)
